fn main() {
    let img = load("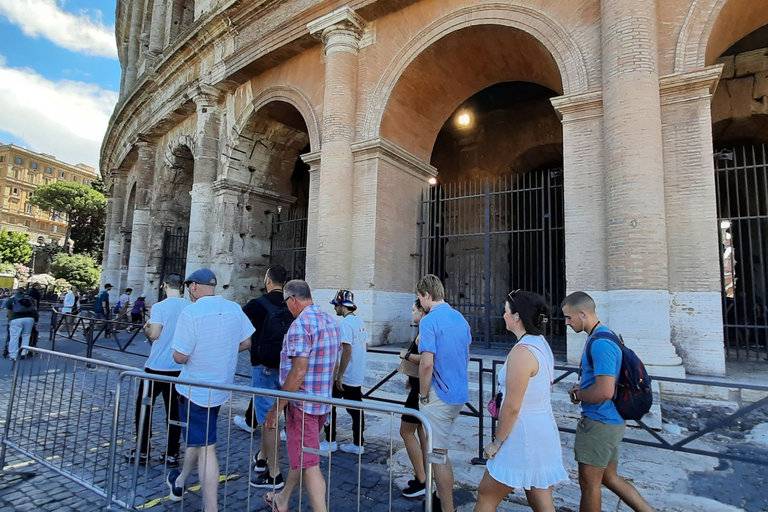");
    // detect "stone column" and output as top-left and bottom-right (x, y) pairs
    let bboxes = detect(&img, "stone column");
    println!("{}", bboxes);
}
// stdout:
(661, 66), (726, 376)
(551, 91), (610, 365)
(102, 174), (127, 288)
(185, 87), (222, 277)
(601, 0), (682, 373)
(307, 7), (366, 290)
(126, 142), (156, 294)
(148, 0), (167, 56)
(124, 0), (143, 91)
